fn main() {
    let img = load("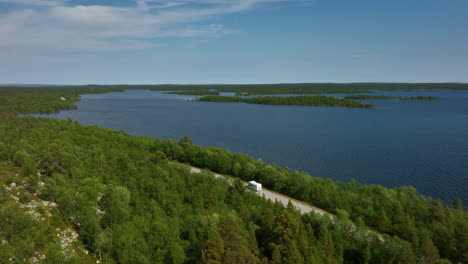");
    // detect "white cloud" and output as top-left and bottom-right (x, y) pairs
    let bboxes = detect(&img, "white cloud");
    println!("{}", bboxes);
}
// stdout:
(0, 0), (67, 6)
(0, 0), (304, 52)
(159, 24), (231, 37)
